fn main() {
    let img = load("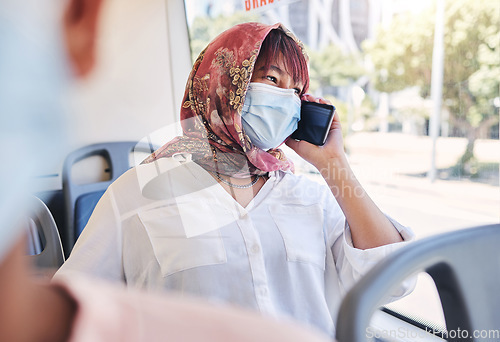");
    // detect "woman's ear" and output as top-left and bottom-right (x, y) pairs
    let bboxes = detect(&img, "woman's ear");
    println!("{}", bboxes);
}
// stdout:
(63, 0), (104, 78)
